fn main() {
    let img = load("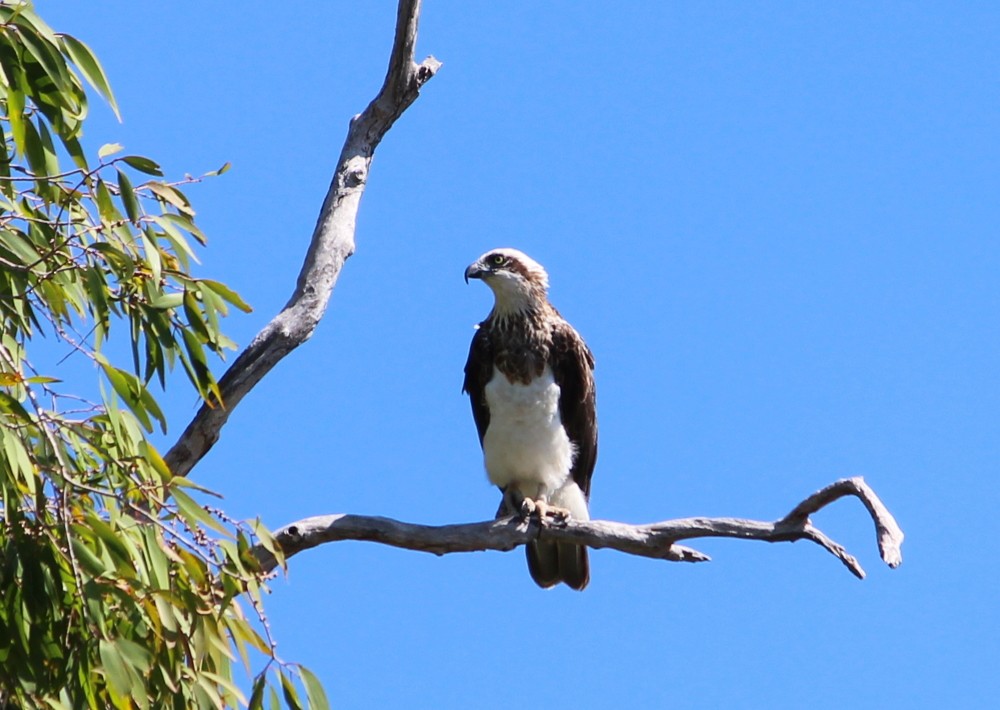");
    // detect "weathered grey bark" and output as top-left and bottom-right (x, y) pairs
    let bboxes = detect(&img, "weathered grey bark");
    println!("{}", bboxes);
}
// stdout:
(164, 0), (441, 477)
(255, 477), (904, 580)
